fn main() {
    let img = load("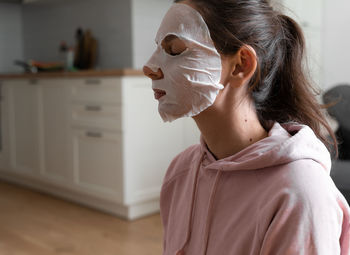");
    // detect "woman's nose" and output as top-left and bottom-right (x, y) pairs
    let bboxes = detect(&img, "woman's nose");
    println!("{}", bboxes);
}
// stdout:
(143, 66), (164, 80)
